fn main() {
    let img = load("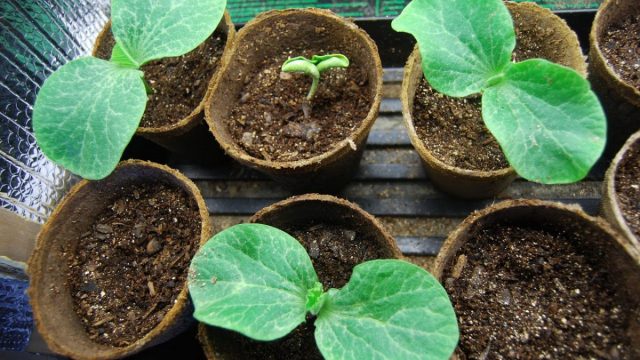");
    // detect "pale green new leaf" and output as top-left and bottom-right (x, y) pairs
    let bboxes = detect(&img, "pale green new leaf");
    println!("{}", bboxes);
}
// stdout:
(33, 57), (146, 180)
(482, 59), (606, 184)
(392, 0), (515, 96)
(315, 260), (458, 360)
(189, 224), (320, 341)
(111, 0), (226, 67)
